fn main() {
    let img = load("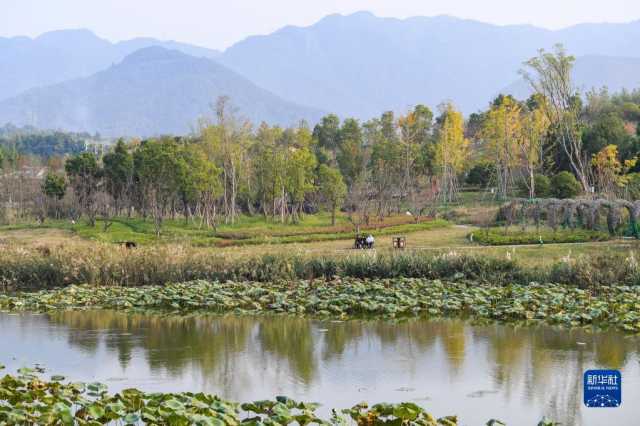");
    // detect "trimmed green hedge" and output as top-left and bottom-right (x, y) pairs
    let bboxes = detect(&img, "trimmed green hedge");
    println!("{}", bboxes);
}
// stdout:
(470, 228), (611, 246)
